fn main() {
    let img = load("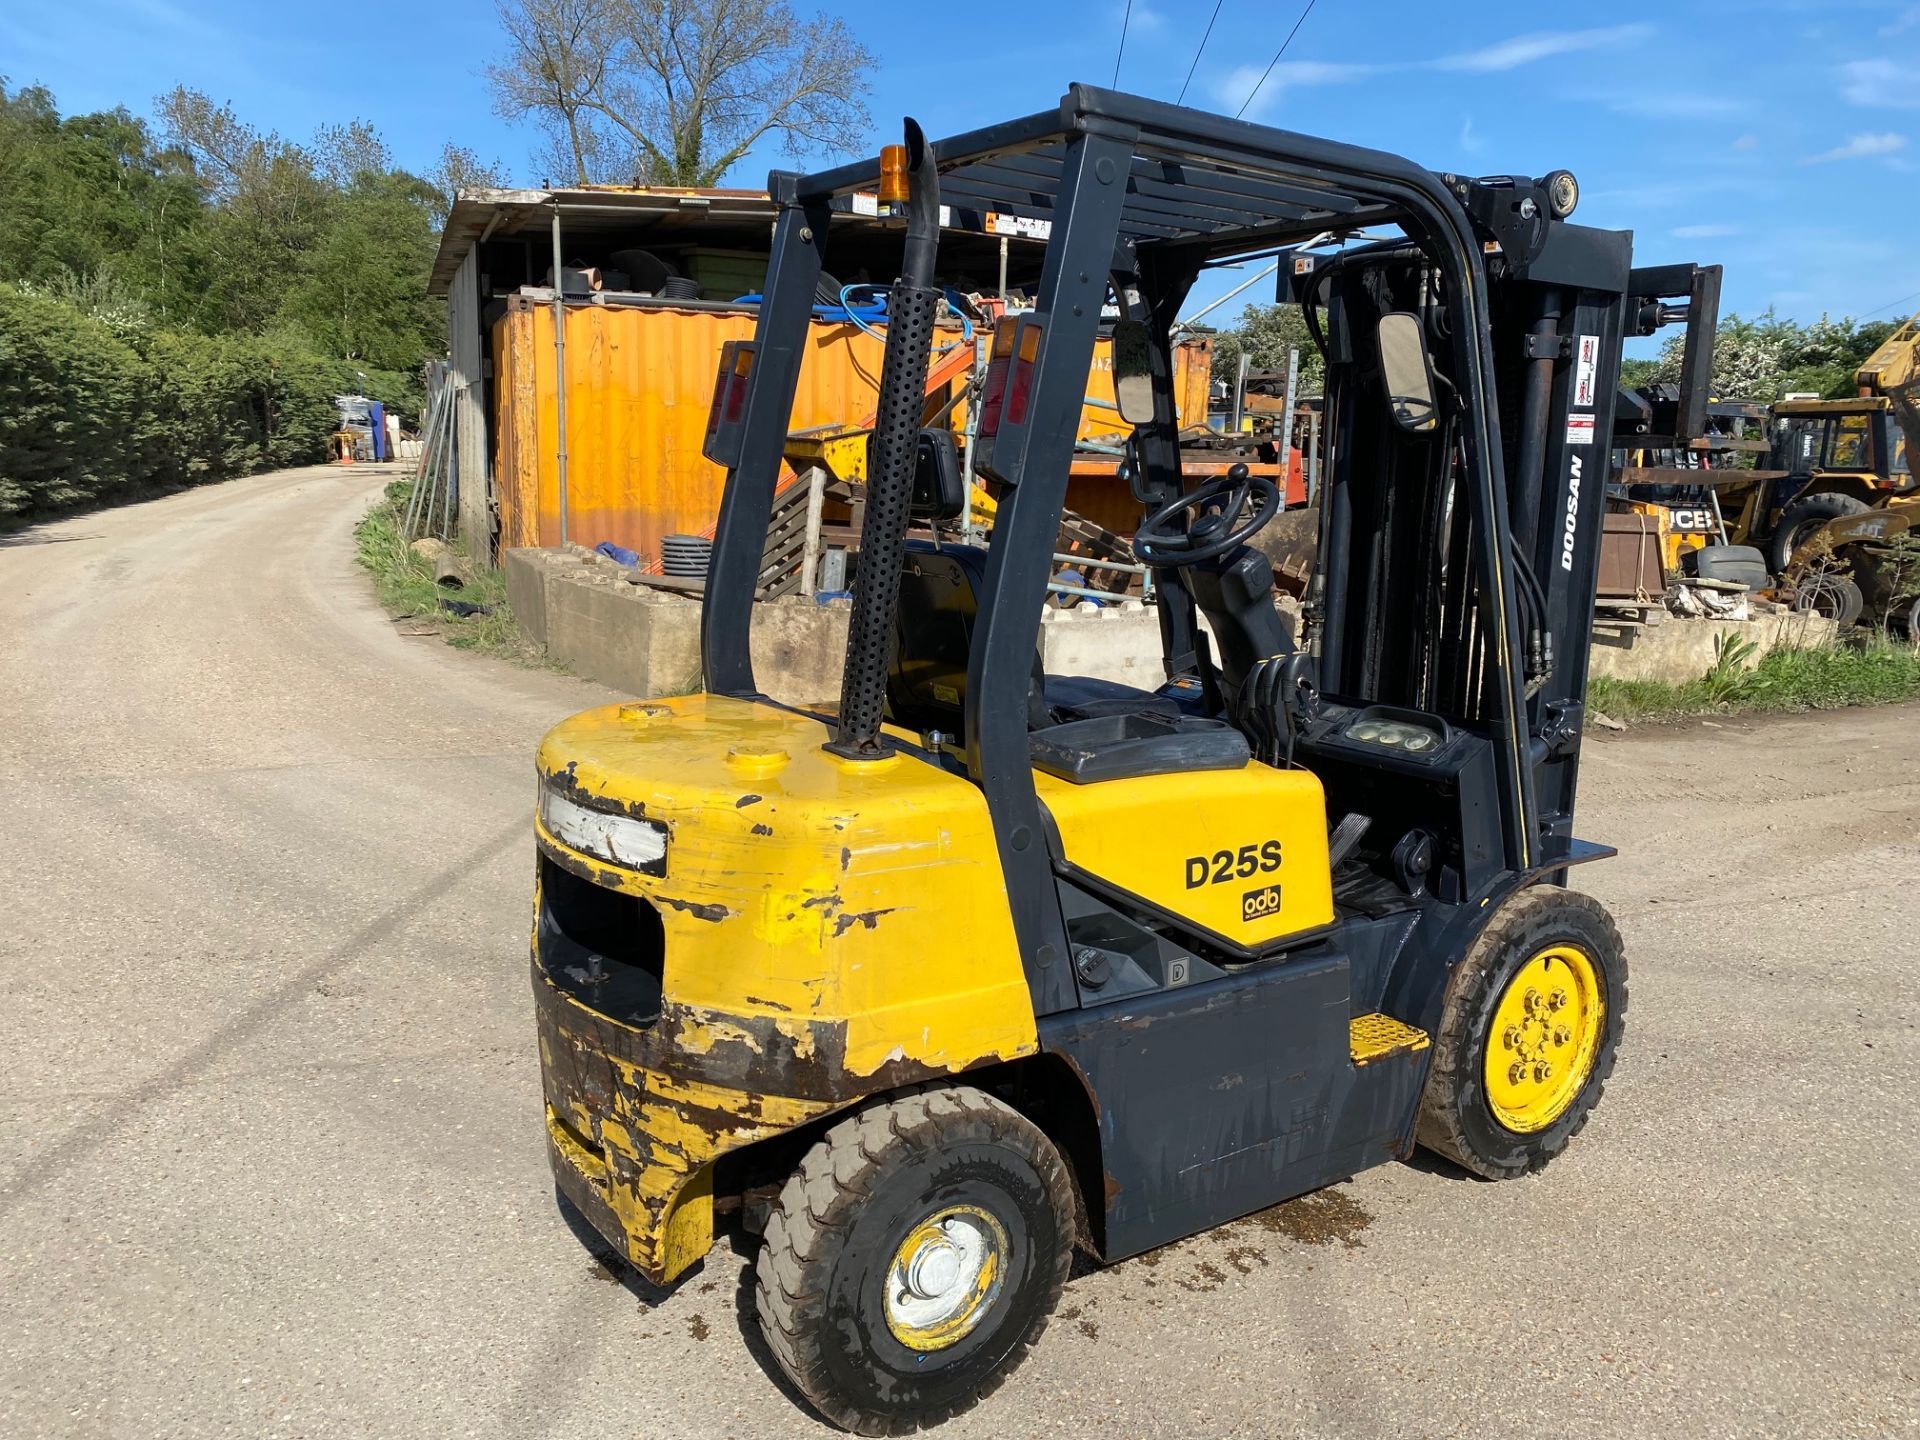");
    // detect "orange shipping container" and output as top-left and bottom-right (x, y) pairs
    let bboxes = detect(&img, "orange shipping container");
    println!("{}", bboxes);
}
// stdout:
(491, 297), (1212, 563)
